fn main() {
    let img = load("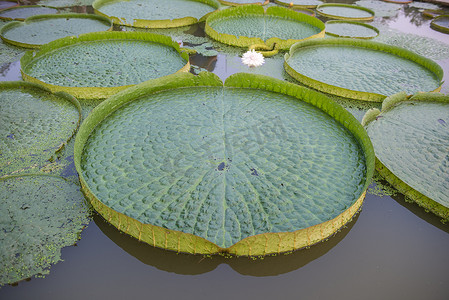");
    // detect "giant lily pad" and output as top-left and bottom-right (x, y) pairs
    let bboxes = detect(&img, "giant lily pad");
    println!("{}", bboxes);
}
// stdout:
(325, 20), (379, 39)
(92, 0), (219, 28)
(382, 0), (411, 3)
(0, 174), (90, 285)
(205, 5), (324, 56)
(74, 72), (374, 256)
(0, 13), (113, 49)
(0, 5), (58, 21)
(37, 0), (94, 7)
(0, 1), (17, 10)
(422, 9), (446, 19)
(431, 15), (449, 34)
(374, 31), (449, 61)
(355, 0), (401, 18)
(0, 81), (81, 176)
(274, 0), (323, 8)
(284, 38), (443, 102)
(316, 3), (375, 21)
(219, 0), (268, 6)
(20, 31), (190, 99)
(363, 92), (449, 221)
